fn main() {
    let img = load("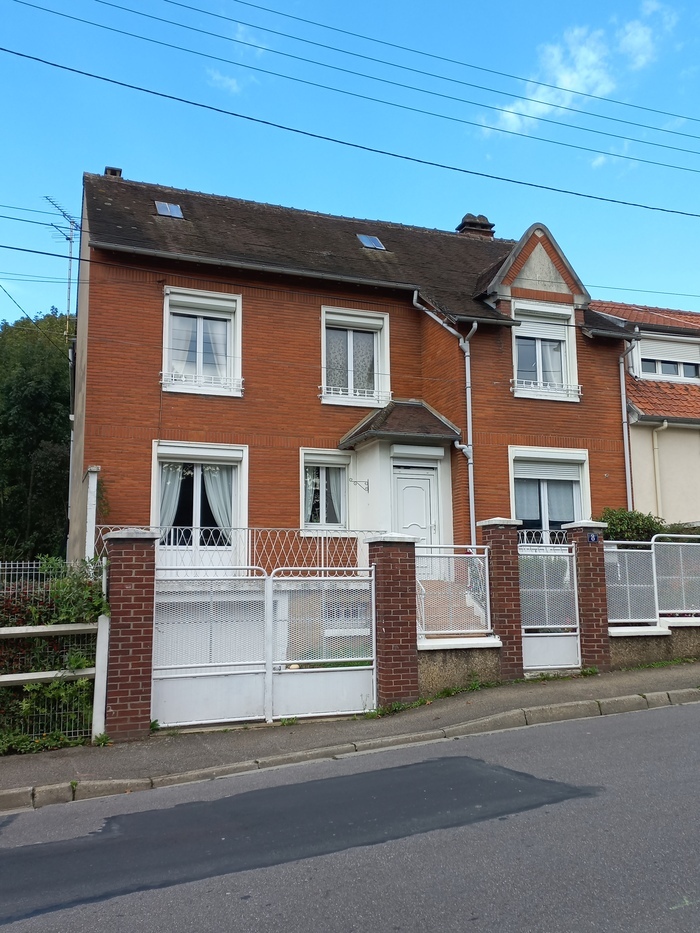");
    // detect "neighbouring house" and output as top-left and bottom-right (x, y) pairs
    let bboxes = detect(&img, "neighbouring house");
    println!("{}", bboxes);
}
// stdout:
(589, 301), (700, 525)
(68, 168), (636, 560)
